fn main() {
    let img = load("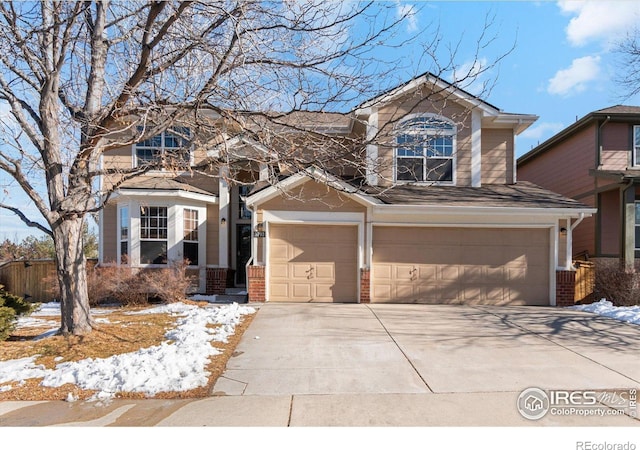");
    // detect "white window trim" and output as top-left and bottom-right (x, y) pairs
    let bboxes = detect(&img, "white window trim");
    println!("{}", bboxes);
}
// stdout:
(393, 113), (457, 186)
(139, 205), (169, 266)
(633, 125), (640, 167)
(132, 128), (195, 169)
(116, 199), (207, 269)
(117, 204), (130, 264)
